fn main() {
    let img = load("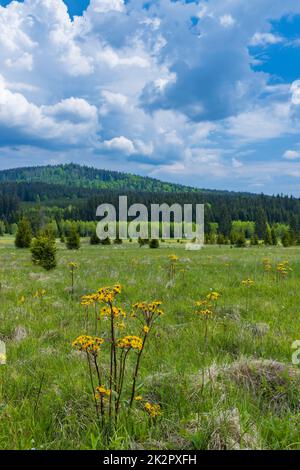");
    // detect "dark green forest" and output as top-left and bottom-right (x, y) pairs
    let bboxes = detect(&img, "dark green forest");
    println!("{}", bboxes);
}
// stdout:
(1, 163), (300, 244)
